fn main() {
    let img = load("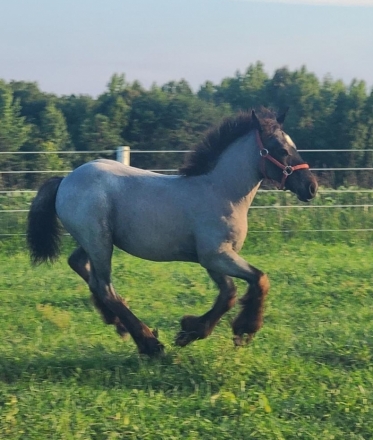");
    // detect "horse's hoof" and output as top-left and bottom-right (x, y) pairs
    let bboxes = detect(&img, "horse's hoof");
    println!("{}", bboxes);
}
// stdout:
(175, 330), (197, 347)
(138, 337), (165, 357)
(175, 315), (208, 347)
(233, 333), (254, 347)
(232, 314), (260, 347)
